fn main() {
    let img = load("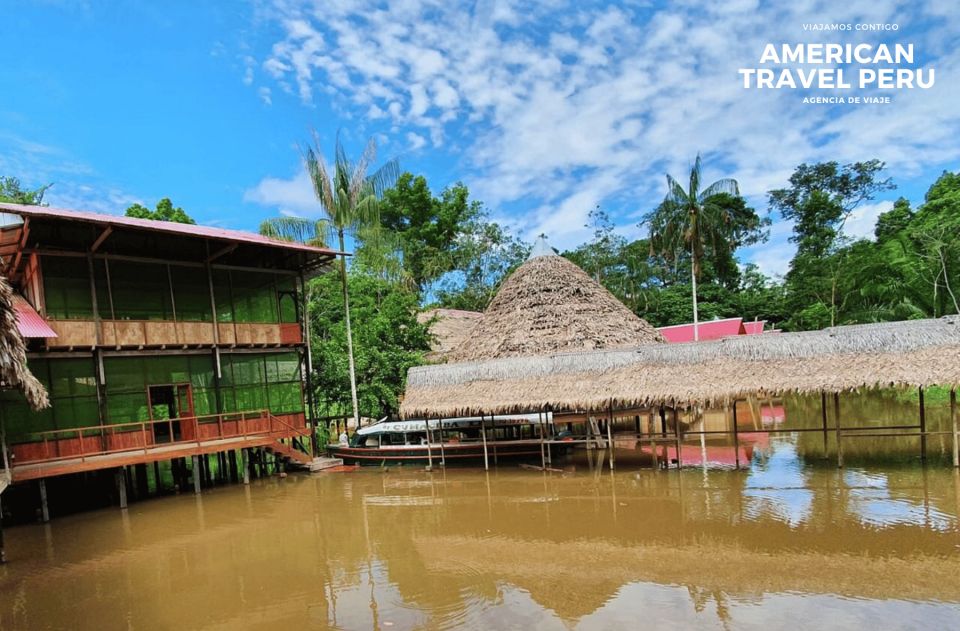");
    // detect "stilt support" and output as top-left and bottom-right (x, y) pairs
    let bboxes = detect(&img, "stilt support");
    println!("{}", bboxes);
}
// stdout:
(919, 386), (927, 462)
(39, 479), (50, 523)
(732, 401), (740, 470)
(834, 392), (843, 469)
(481, 414), (490, 471)
(192, 455), (201, 494)
(950, 388), (958, 468)
(242, 449), (250, 484)
(117, 468), (128, 509)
